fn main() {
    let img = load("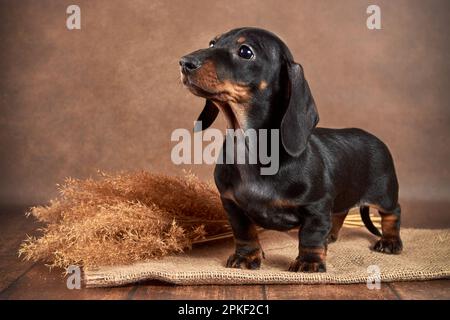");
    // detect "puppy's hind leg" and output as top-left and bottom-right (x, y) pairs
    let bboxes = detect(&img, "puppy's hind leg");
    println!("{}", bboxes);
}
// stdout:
(373, 204), (403, 254)
(327, 210), (349, 243)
